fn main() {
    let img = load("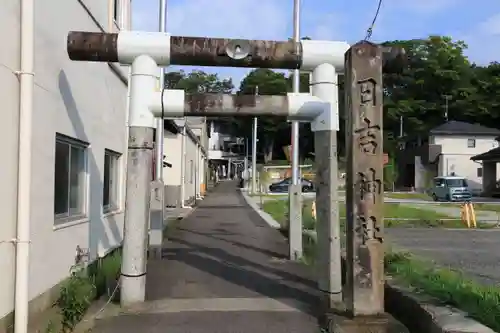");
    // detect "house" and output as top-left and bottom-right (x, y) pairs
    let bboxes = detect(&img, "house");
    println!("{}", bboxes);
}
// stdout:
(163, 118), (208, 207)
(412, 121), (500, 194)
(471, 138), (500, 196)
